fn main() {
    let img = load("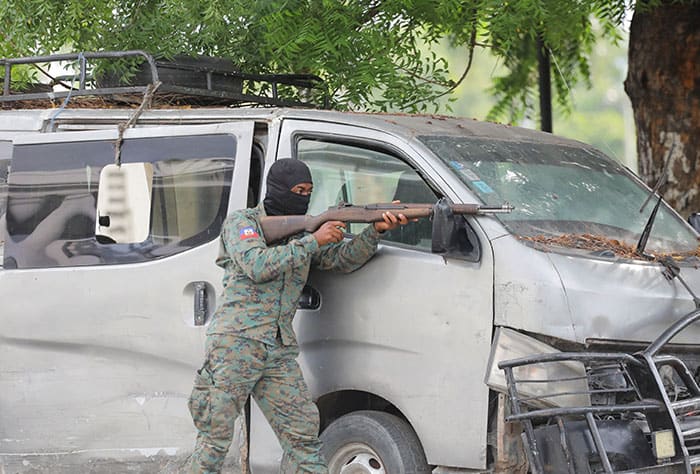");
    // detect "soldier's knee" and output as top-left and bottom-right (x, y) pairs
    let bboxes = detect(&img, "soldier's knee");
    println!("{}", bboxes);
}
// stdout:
(208, 386), (239, 443)
(189, 367), (215, 434)
(189, 372), (239, 449)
